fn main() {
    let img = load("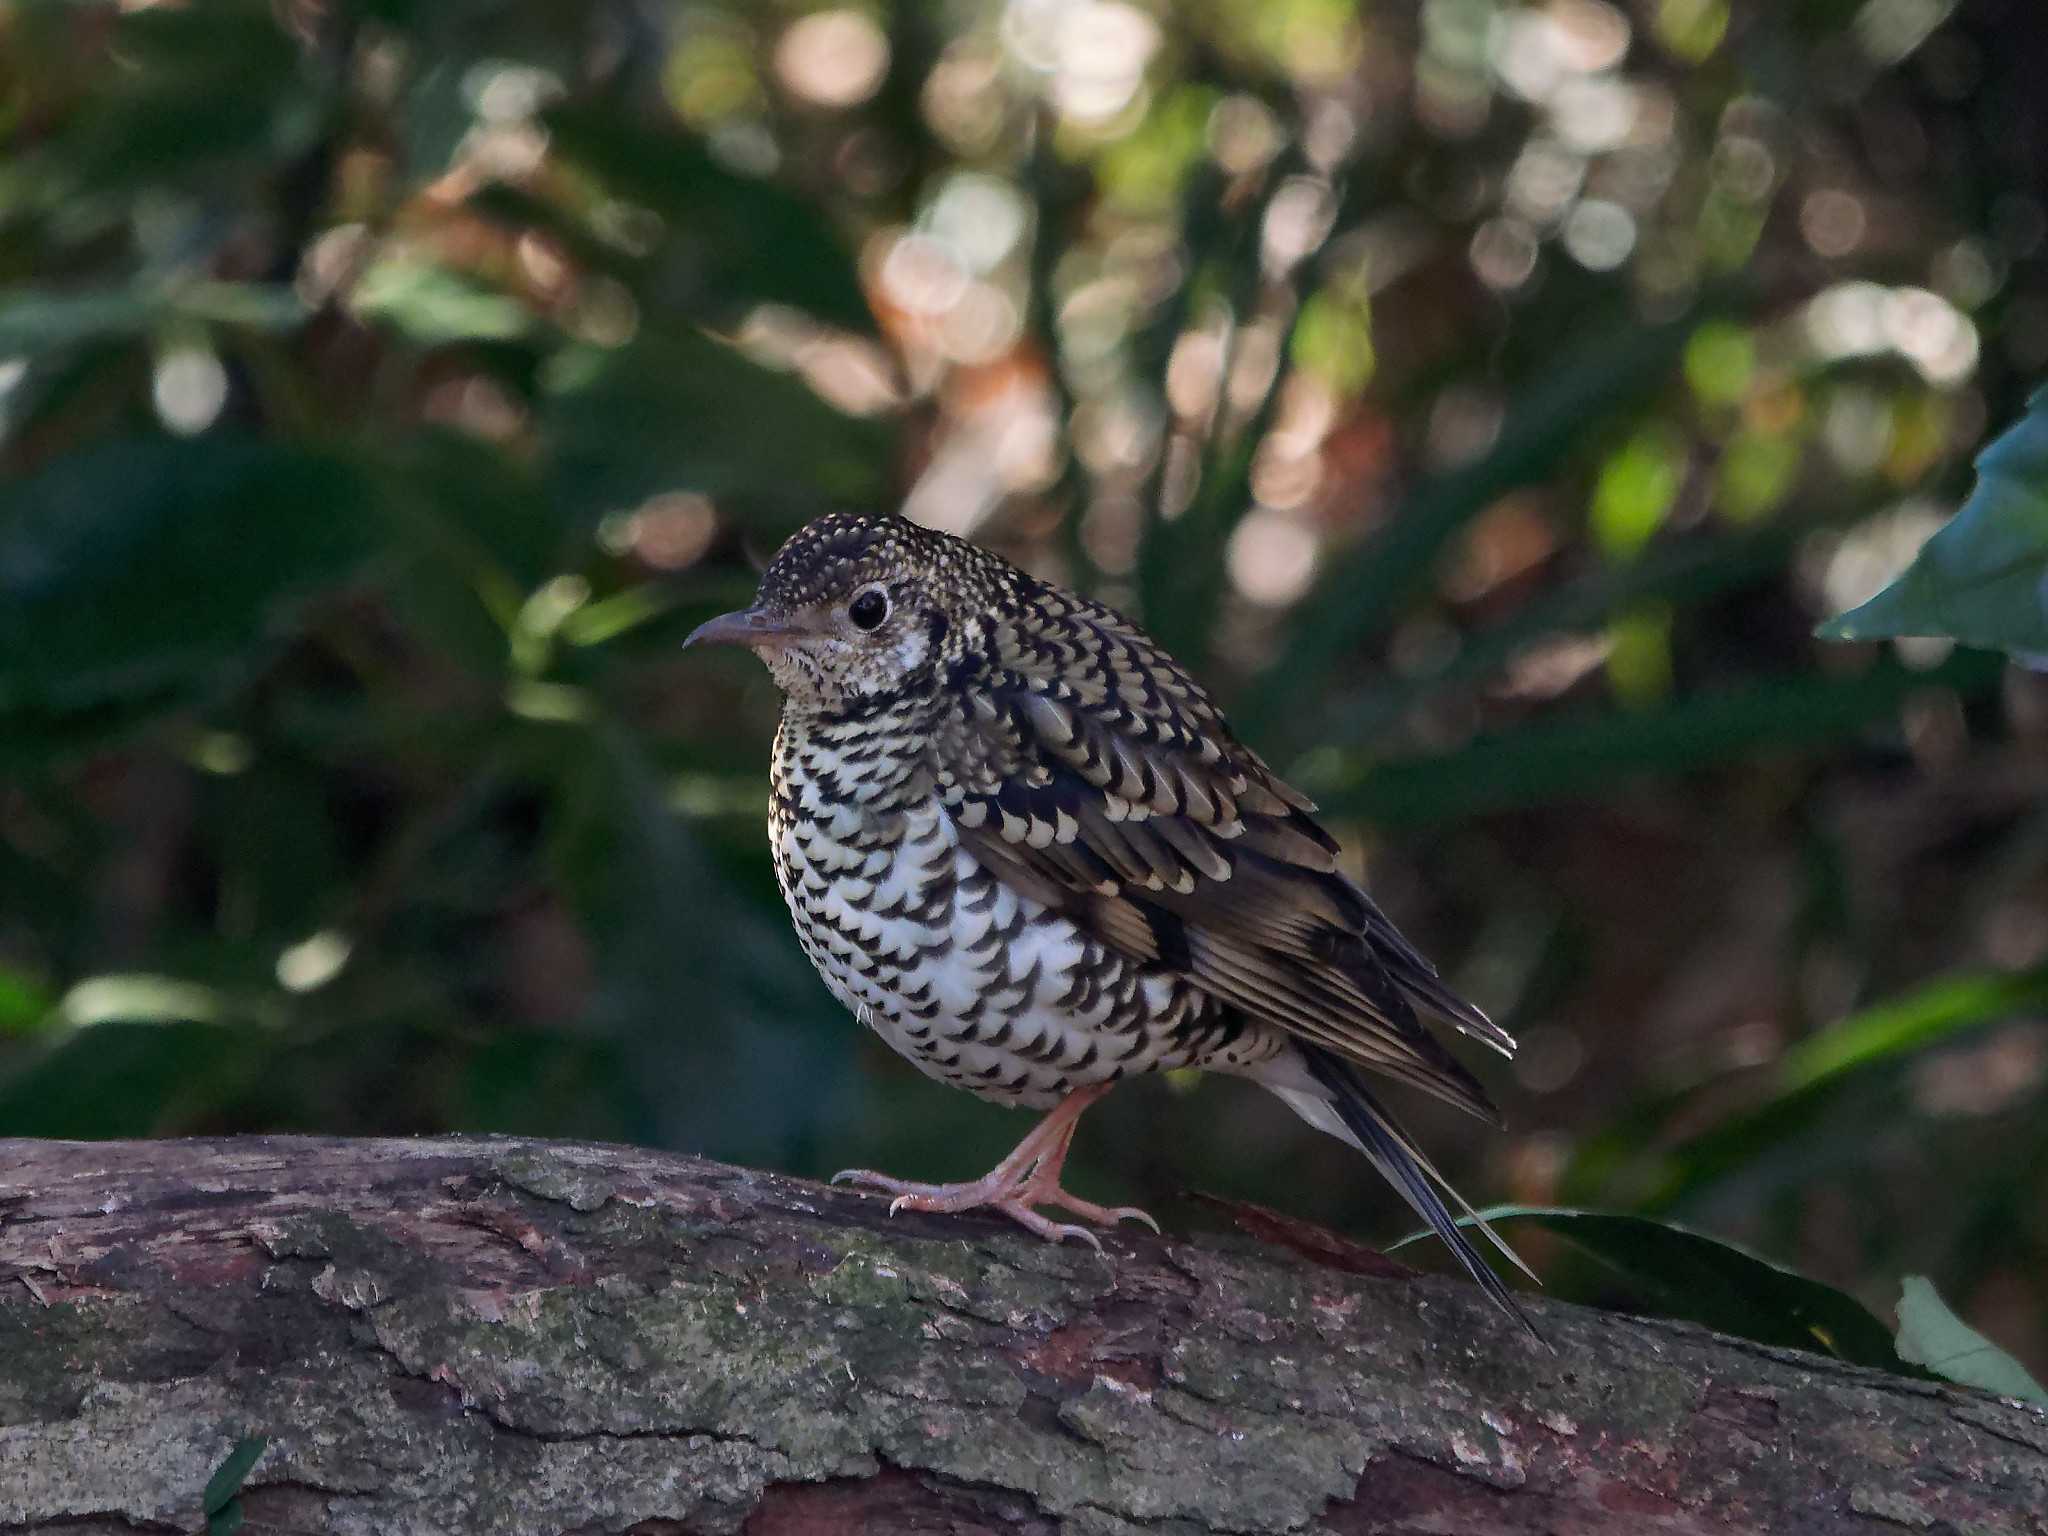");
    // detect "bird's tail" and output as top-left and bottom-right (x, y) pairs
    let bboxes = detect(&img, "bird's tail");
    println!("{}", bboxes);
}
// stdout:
(1267, 1043), (1545, 1345)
